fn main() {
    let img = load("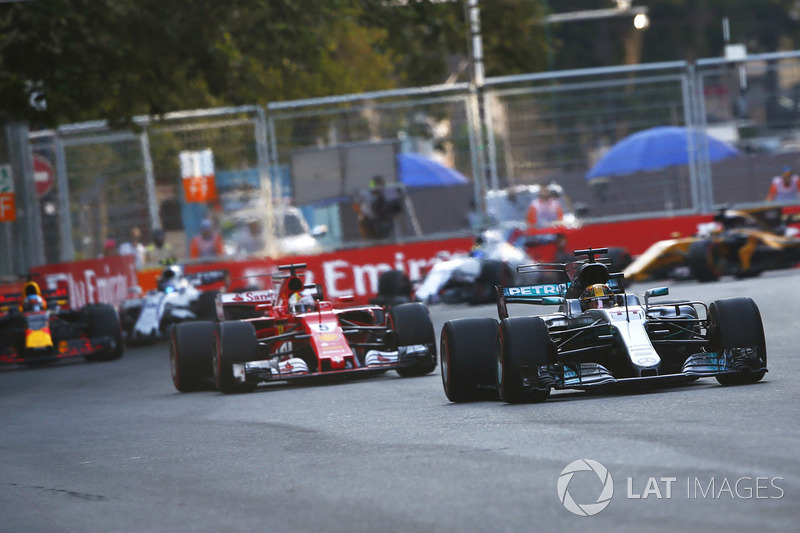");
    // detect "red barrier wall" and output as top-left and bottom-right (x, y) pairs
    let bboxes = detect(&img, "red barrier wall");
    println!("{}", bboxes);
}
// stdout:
(178, 237), (475, 305)
(30, 255), (138, 309)
(32, 208), (799, 307)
